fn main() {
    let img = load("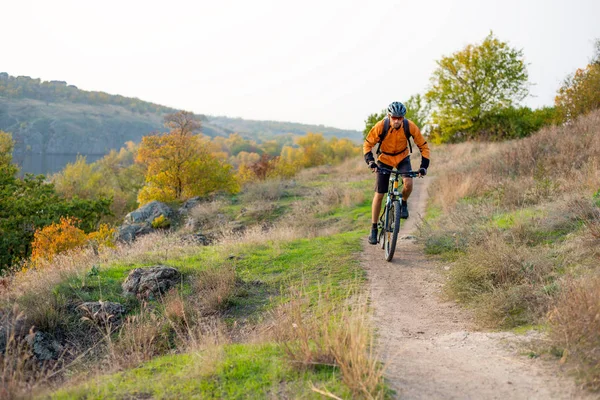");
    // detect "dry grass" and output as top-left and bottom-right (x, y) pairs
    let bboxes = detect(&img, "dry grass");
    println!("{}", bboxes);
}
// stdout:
(186, 199), (227, 231)
(447, 235), (555, 327)
(430, 110), (600, 211)
(273, 287), (385, 400)
(423, 110), (600, 388)
(0, 308), (56, 400)
(549, 275), (600, 390)
(191, 266), (236, 314)
(574, 198), (600, 239)
(240, 179), (289, 203)
(317, 184), (366, 210)
(108, 304), (170, 369)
